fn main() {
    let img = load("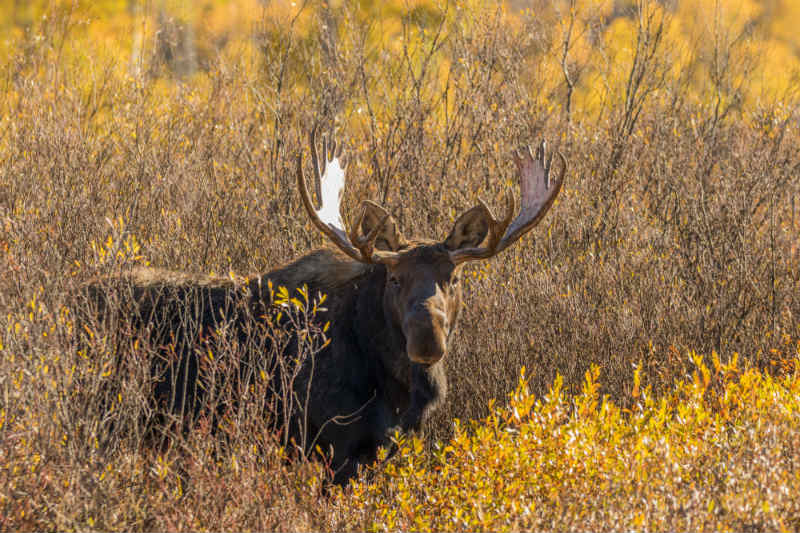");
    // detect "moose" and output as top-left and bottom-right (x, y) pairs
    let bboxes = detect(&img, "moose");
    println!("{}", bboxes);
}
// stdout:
(87, 131), (565, 484)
